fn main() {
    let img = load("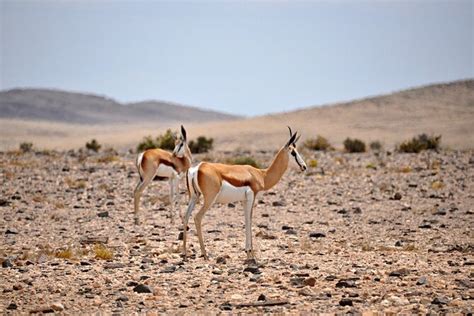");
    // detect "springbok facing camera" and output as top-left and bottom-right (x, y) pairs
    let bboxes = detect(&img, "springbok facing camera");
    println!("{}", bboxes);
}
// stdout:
(134, 125), (192, 225)
(182, 127), (307, 260)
